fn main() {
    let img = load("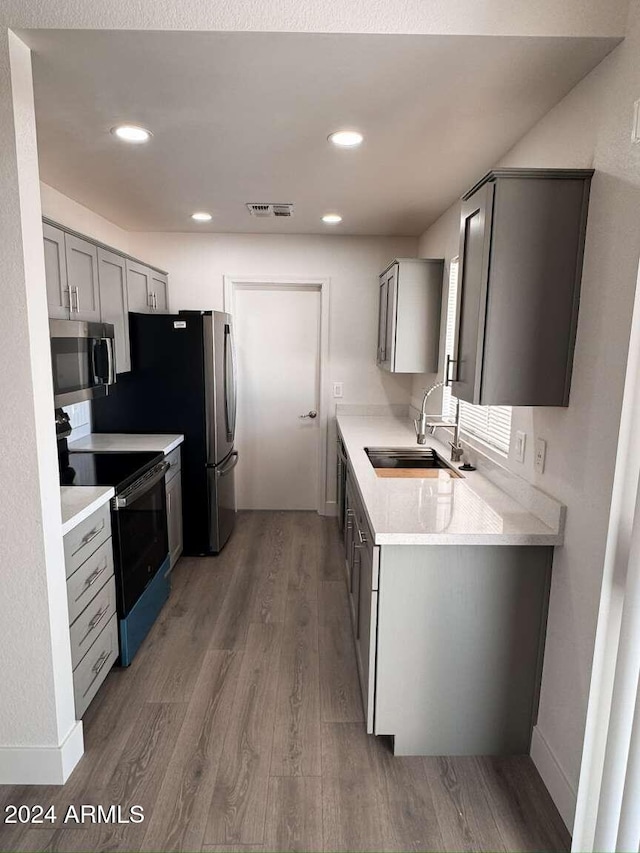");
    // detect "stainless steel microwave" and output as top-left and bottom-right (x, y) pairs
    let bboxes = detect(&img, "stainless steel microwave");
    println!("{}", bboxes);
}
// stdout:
(49, 319), (116, 407)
